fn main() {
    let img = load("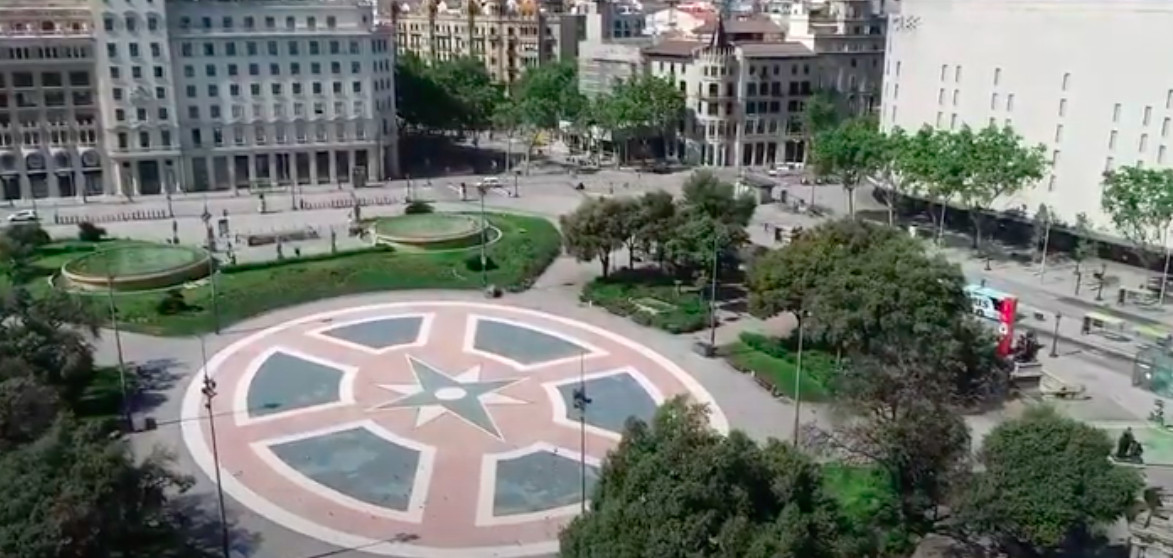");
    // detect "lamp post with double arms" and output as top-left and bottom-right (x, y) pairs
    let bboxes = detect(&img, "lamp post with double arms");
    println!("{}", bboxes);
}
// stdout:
(200, 336), (232, 558)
